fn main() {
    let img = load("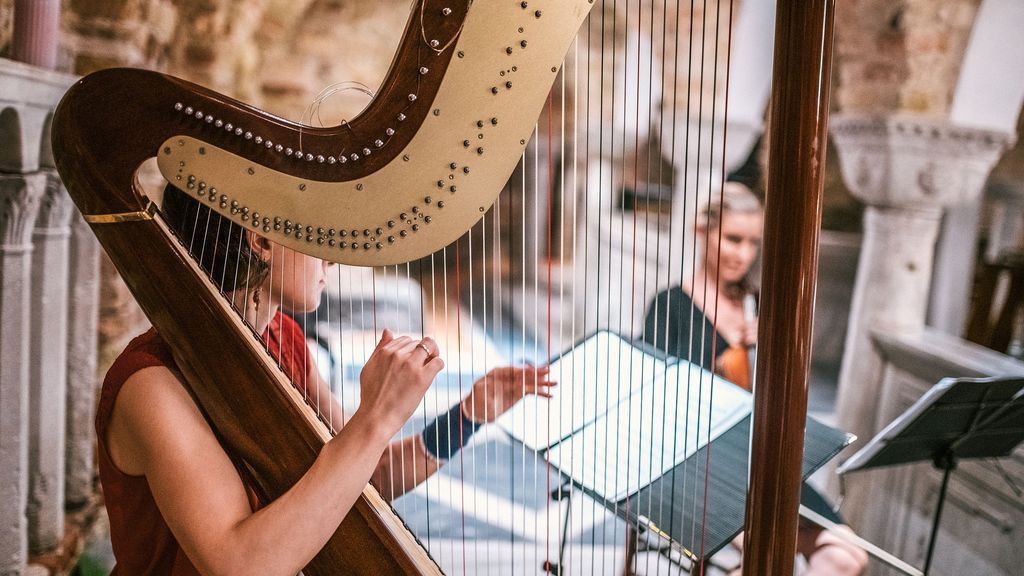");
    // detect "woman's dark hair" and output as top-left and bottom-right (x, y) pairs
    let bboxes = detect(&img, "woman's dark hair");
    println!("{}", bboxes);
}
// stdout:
(161, 183), (269, 294)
